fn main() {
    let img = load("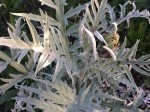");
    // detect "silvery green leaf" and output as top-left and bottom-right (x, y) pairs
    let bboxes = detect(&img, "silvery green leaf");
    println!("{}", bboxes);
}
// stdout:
(14, 80), (74, 111)
(141, 64), (150, 72)
(0, 37), (30, 49)
(17, 85), (69, 105)
(65, 23), (80, 36)
(50, 26), (78, 76)
(54, 0), (67, 22)
(0, 61), (8, 73)
(14, 97), (64, 112)
(22, 32), (33, 46)
(38, 0), (57, 9)
(82, 25), (98, 60)
(31, 45), (45, 54)
(7, 17), (23, 37)
(133, 89), (145, 108)
(96, 92), (124, 102)
(52, 61), (63, 81)
(54, 0), (67, 6)
(138, 109), (145, 112)
(43, 15), (51, 53)
(106, 4), (116, 23)
(52, 80), (74, 99)
(33, 52), (40, 63)
(9, 19), (25, 60)
(138, 54), (150, 61)
(17, 50), (28, 63)
(50, 26), (64, 54)
(93, 0), (107, 27)
(123, 65), (138, 89)
(26, 19), (40, 45)
(117, 37), (127, 59)
(80, 84), (91, 103)
(132, 64), (150, 76)
(131, 40), (140, 59)
(64, 4), (88, 25)
(103, 46), (116, 61)
(48, 26), (62, 58)
(35, 53), (55, 75)
(119, 1), (131, 19)
(116, 2), (150, 26)
(0, 74), (26, 94)
(91, 0), (97, 18)
(86, 5), (94, 26)
(123, 40), (139, 60)
(69, 40), (81, 52)
(10, 49), (22, 60)
(97, 0), (107, 17)
(7, 23), (15, 32)
(12, 12), (59, 26)
(94, 30), (108, 46)
(0, 51), (28, 74)
(52, 80), (74, 101)
(14, 17), (23, 36)
(25, 53), (35, 70)
(7, 25), (29, 47)
(67, 90), (94, 112)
